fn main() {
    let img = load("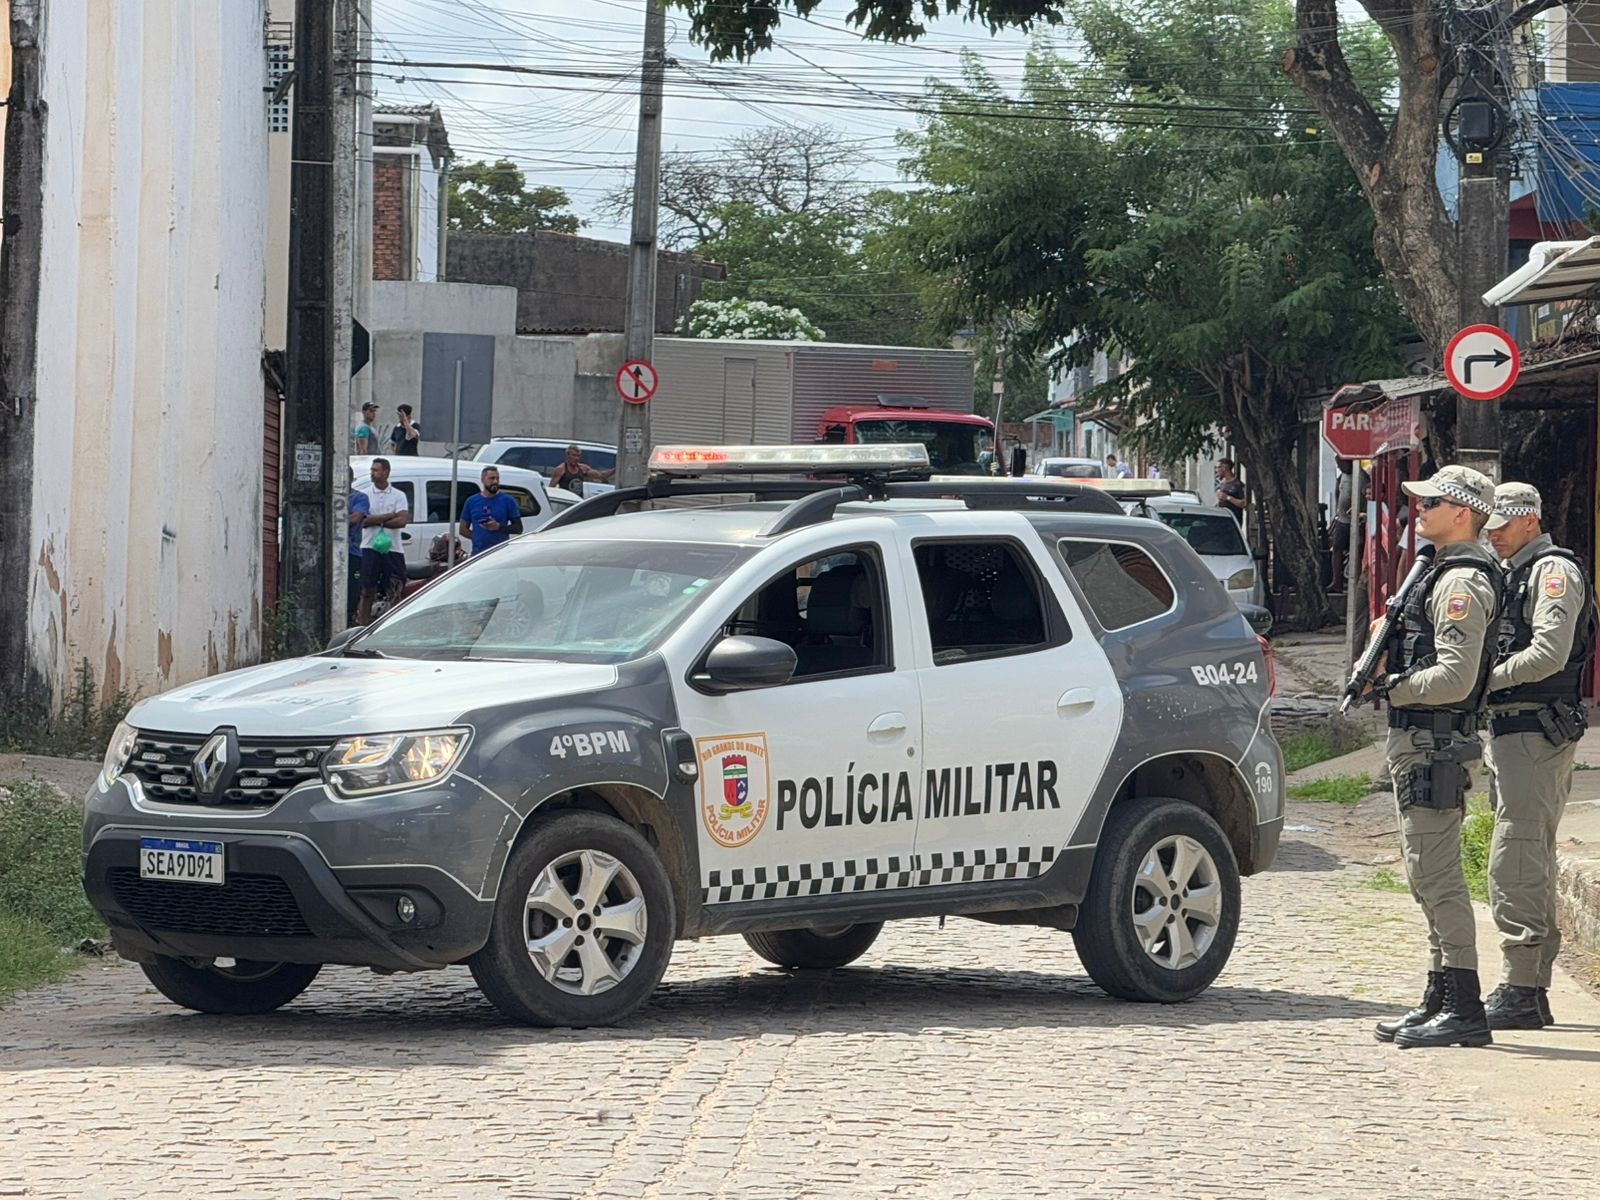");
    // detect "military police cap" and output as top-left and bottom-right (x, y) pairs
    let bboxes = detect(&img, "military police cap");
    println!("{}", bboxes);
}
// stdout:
(1401, 465), (1496, 516)
(1484, 482), (1541, 531)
